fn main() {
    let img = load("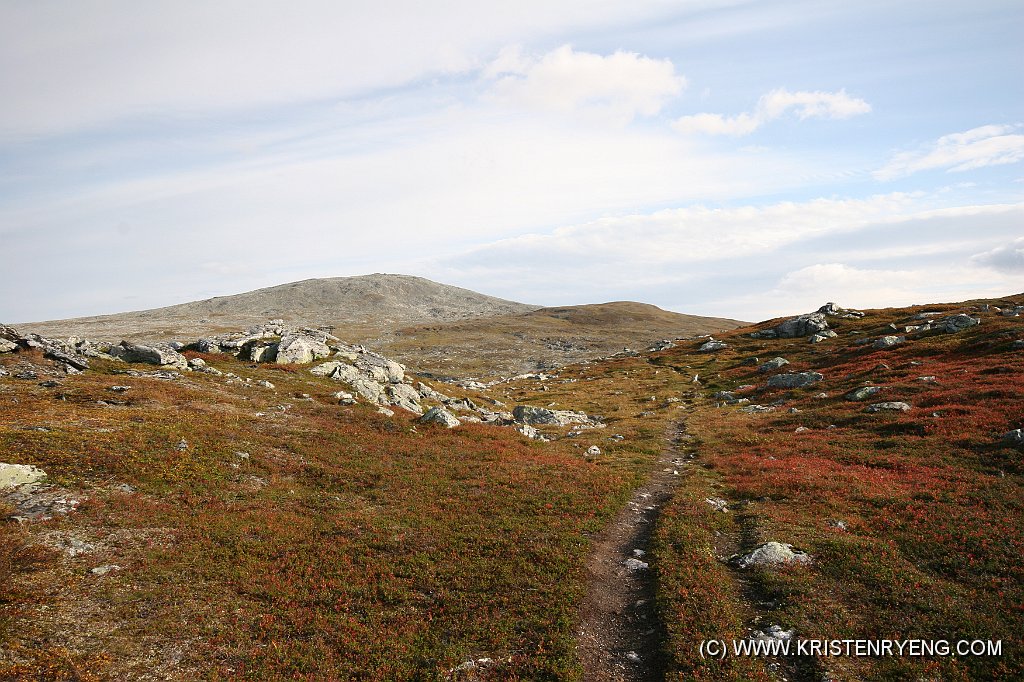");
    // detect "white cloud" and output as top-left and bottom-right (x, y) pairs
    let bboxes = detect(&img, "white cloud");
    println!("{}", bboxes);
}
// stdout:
(673, 88), (870, 136)
(875, 125), (1024, 180)
(486, 45), (686, 124)
(971, 237), (1024, 273)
